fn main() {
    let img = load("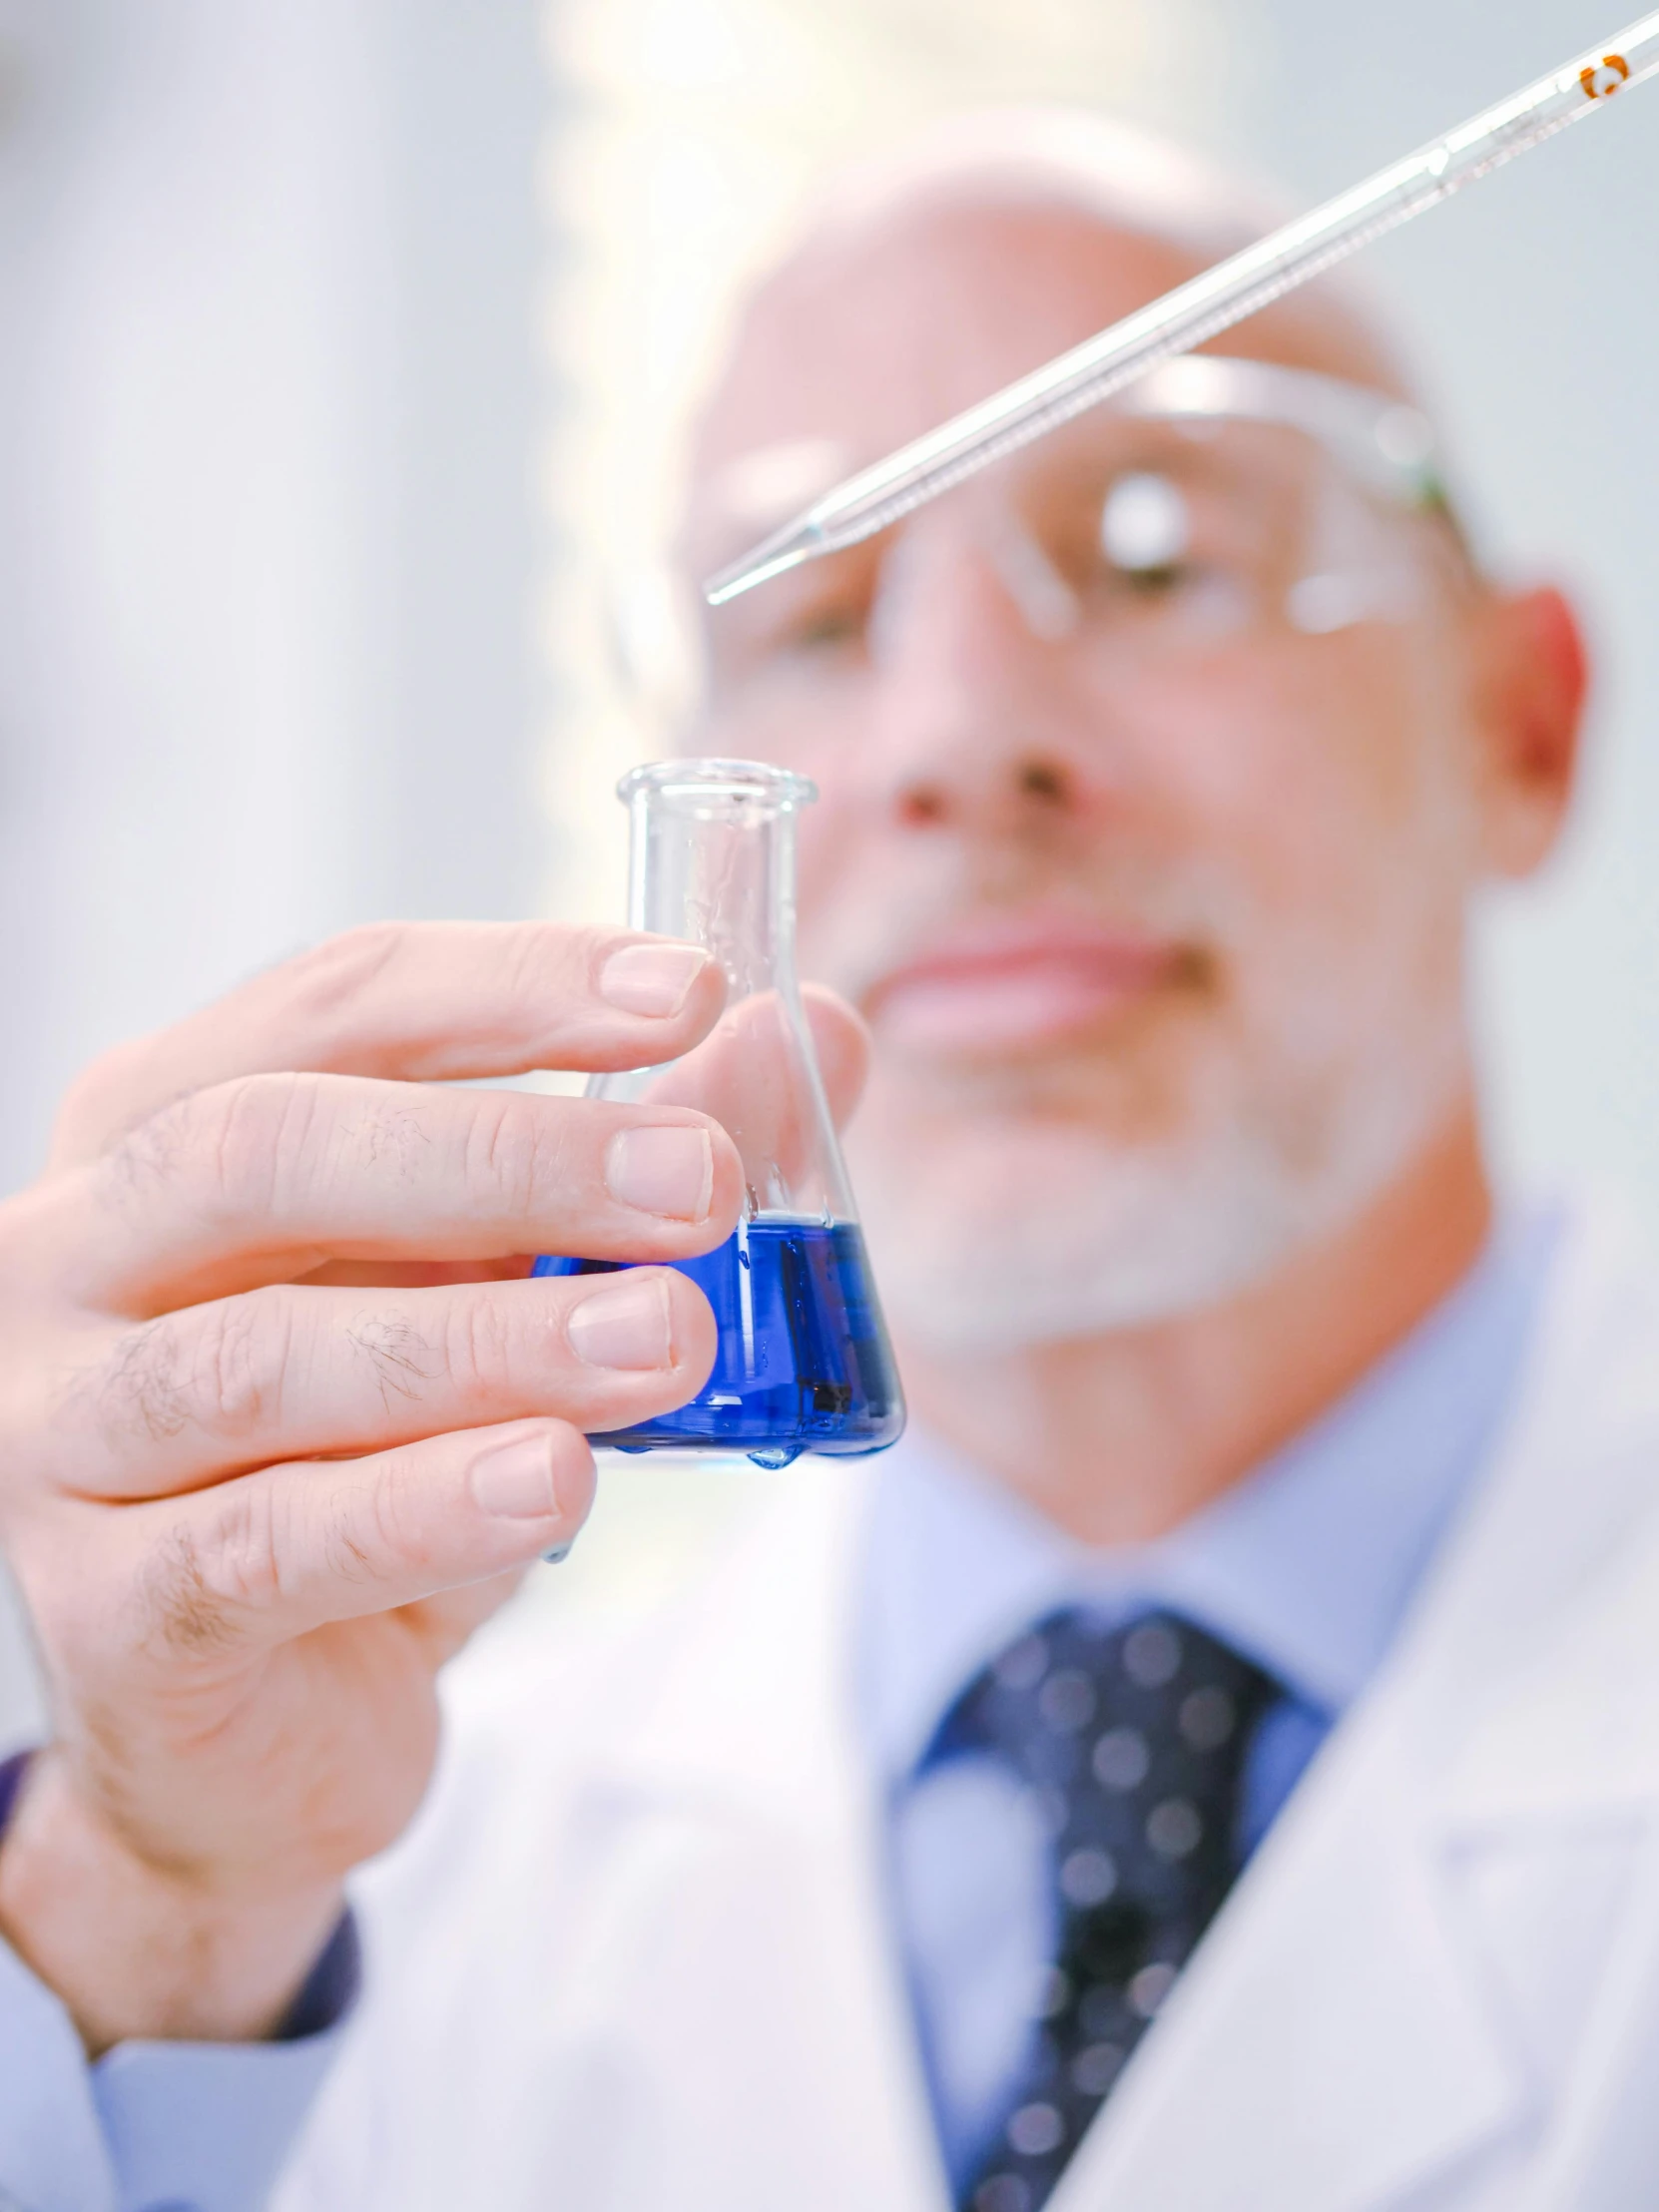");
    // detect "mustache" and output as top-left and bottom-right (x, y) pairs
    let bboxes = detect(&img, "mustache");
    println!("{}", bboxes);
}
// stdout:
(808, 848), (1248, 1002)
